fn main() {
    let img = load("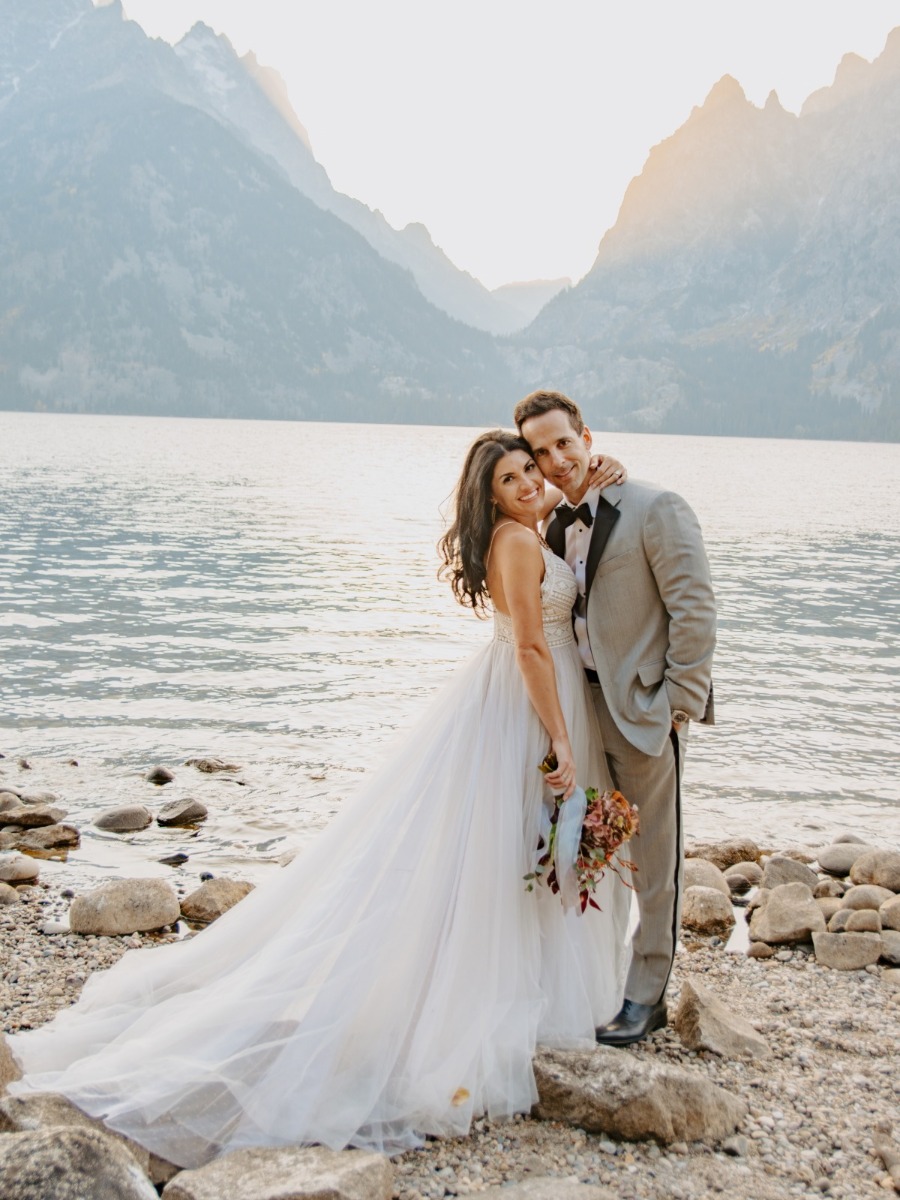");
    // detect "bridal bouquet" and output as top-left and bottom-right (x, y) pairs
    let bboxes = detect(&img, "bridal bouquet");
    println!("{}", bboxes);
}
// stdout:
(524, 752), (640, 913)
